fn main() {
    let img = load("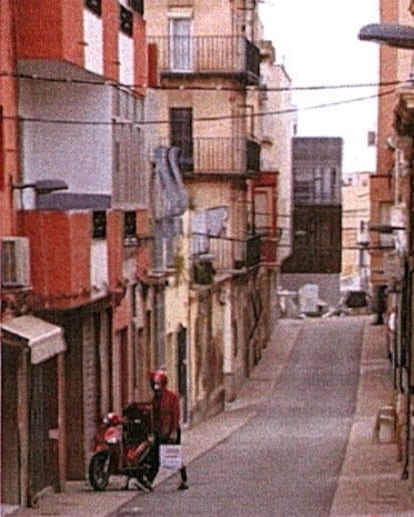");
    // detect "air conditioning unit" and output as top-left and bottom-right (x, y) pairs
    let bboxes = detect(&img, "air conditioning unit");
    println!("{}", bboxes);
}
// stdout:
(1, 237), (31, 287)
